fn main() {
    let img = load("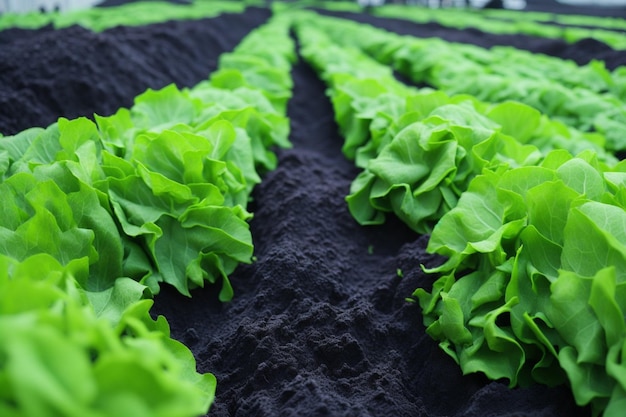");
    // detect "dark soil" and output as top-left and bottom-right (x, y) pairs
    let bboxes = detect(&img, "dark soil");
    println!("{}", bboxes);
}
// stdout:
(0, 7), (270, 134)
(0, 3), (608, 417)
